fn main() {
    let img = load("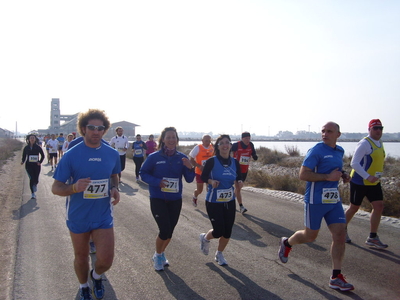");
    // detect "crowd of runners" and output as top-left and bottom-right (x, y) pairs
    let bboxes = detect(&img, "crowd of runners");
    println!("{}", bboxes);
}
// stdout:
(21, 112), (389, 299)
